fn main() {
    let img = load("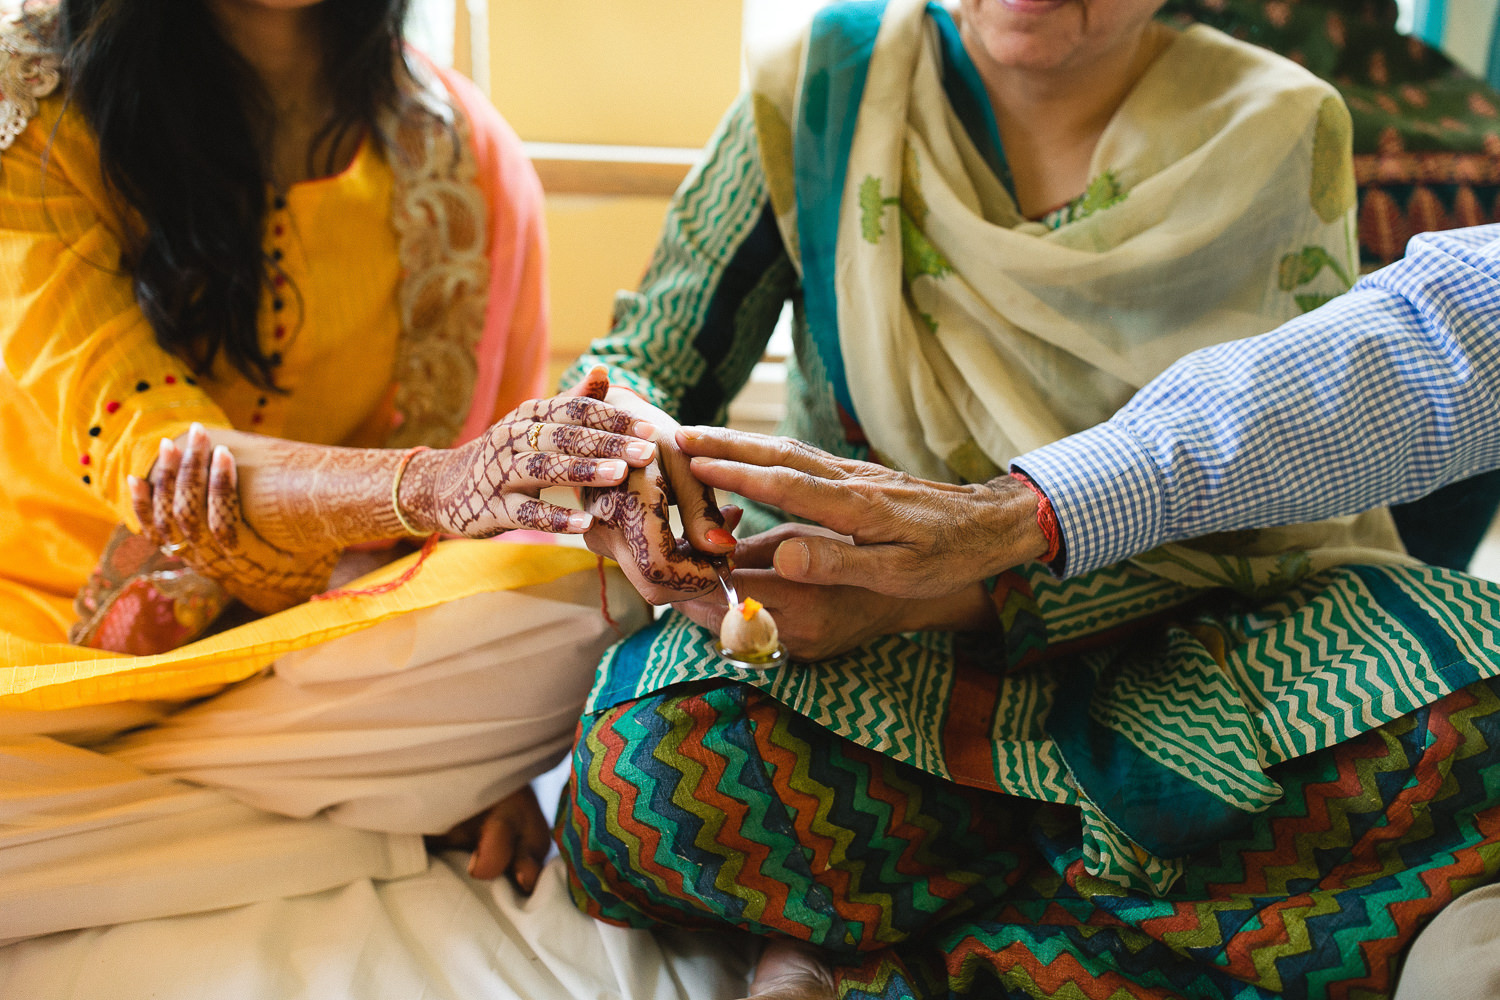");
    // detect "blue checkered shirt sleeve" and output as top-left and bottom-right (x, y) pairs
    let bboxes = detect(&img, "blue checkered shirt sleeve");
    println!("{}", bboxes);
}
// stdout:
(1014, 224), (1500, 577)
